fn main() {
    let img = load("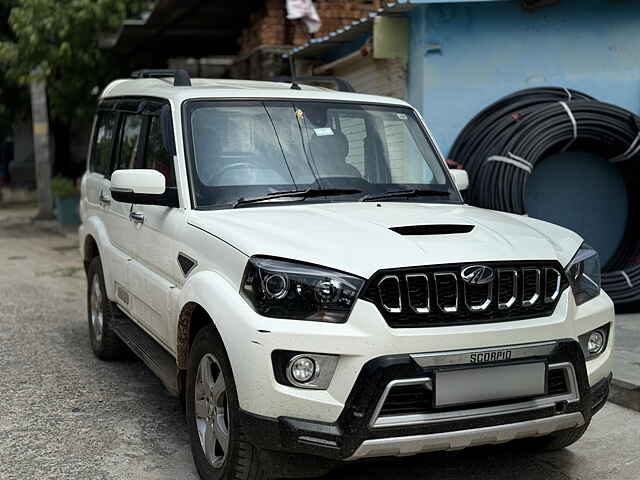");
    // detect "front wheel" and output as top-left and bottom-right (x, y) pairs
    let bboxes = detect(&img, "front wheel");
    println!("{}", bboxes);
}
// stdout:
(186, 325), (268, 480)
